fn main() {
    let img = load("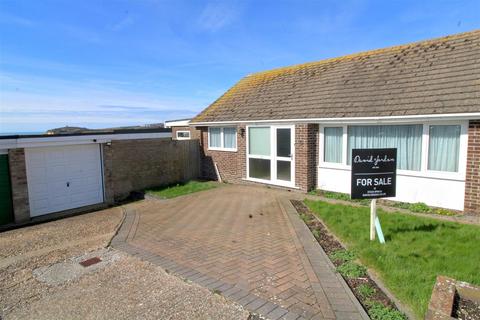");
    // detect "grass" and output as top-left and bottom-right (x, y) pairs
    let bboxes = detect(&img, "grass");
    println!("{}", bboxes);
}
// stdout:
(305, 199), (480, 318)
(146, 180), (219, 199)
